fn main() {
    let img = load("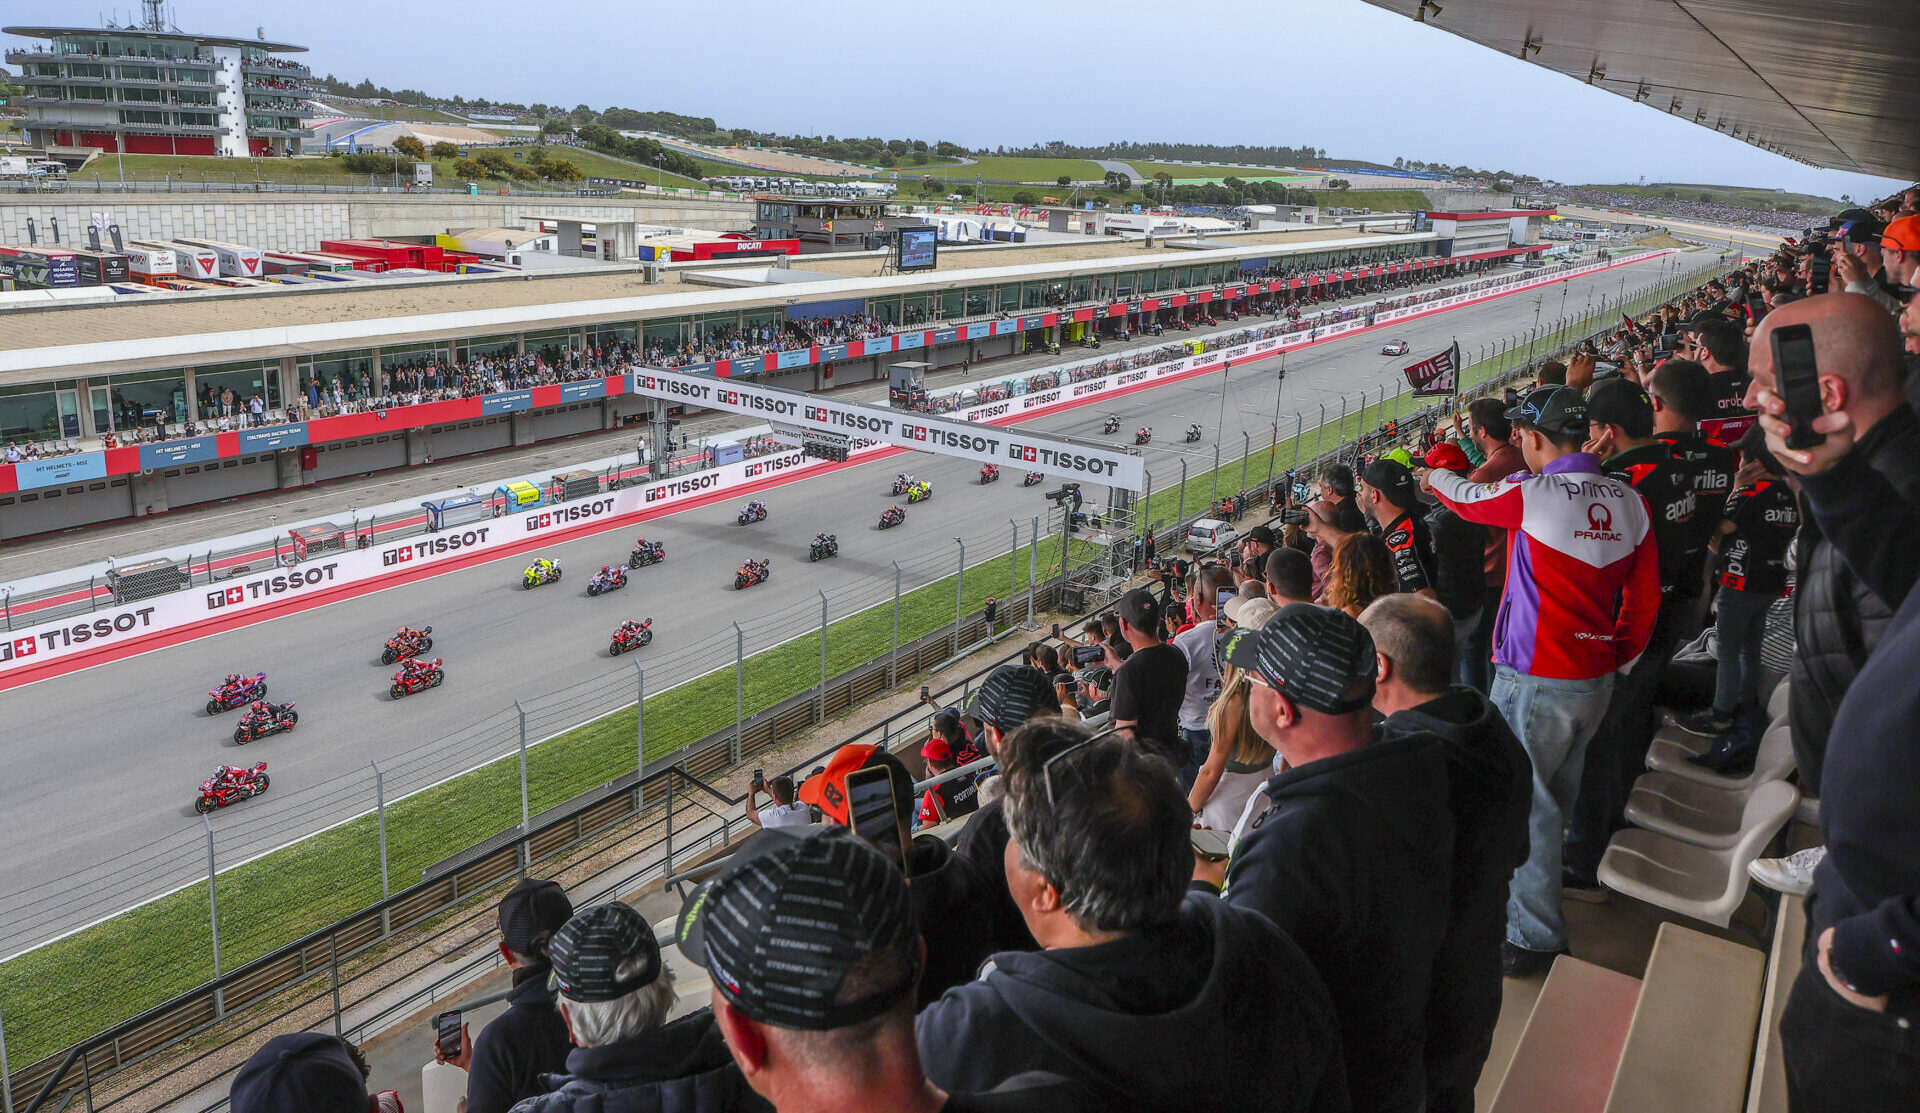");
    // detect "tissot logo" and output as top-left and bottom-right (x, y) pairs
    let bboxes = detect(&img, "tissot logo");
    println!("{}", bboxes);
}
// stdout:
(1, 636), (38, 662)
